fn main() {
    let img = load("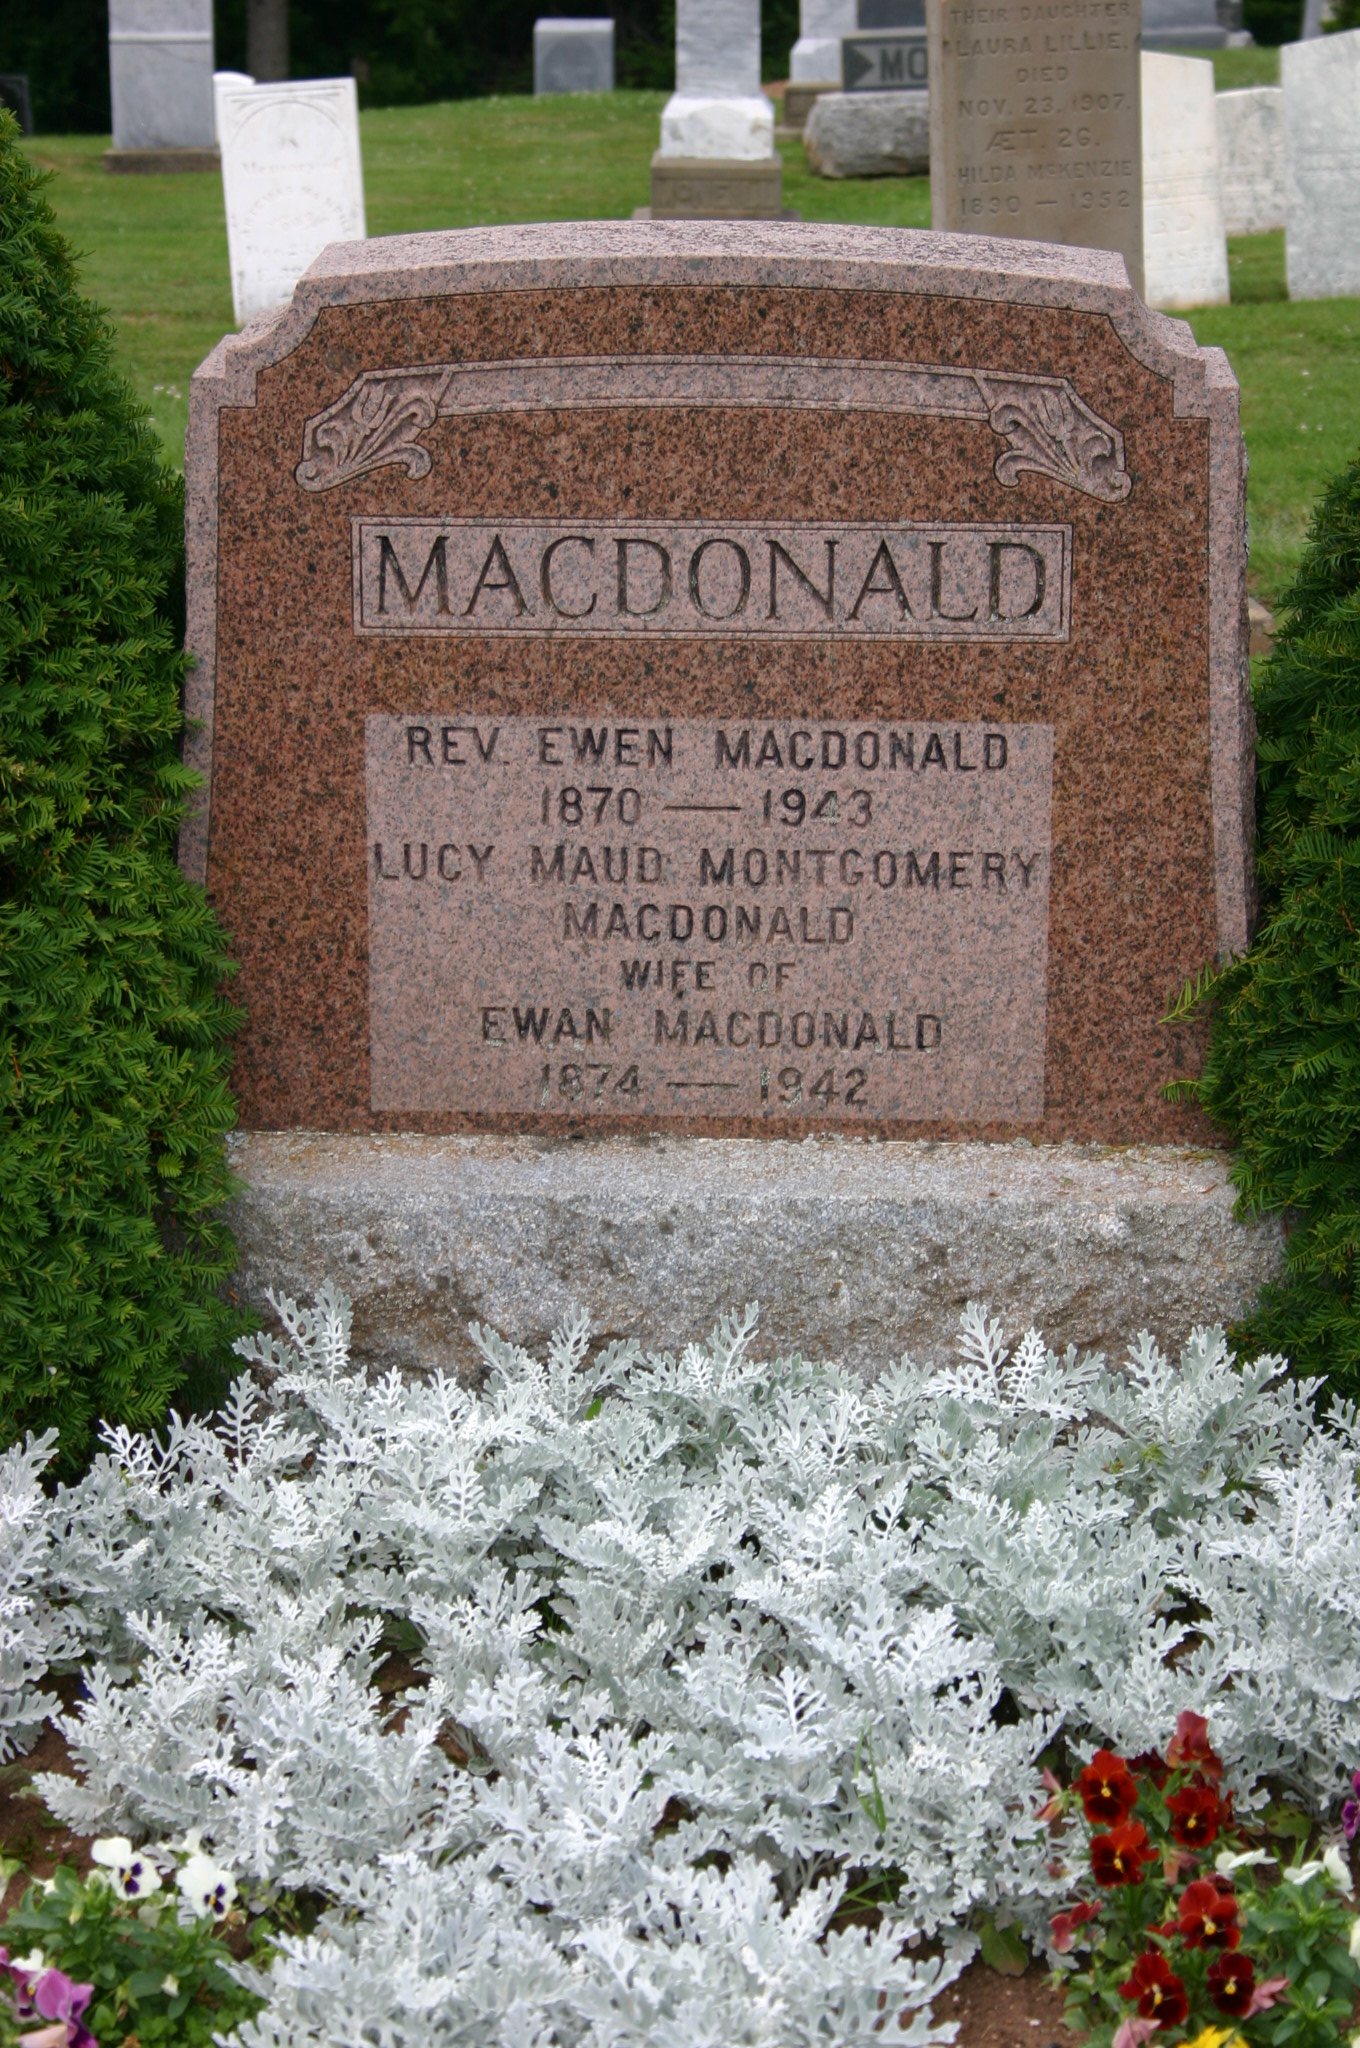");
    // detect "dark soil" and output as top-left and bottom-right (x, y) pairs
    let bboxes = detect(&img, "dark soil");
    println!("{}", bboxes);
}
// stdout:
(0, 1716), (1083, 2044)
